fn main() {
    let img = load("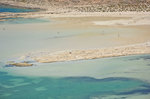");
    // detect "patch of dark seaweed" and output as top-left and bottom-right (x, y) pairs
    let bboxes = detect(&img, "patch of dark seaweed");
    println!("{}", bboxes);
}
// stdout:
(1, 71), (150, 99)
(118, 88), (150, 95)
